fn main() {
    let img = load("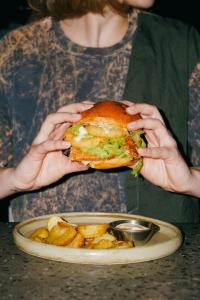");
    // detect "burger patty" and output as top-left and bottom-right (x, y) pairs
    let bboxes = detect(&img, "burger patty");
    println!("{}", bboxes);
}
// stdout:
(124, 136), (139, 158)
(64, 124), (143, 161)
(85, 124), (126, 138)
(70, 147), (106, 161)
